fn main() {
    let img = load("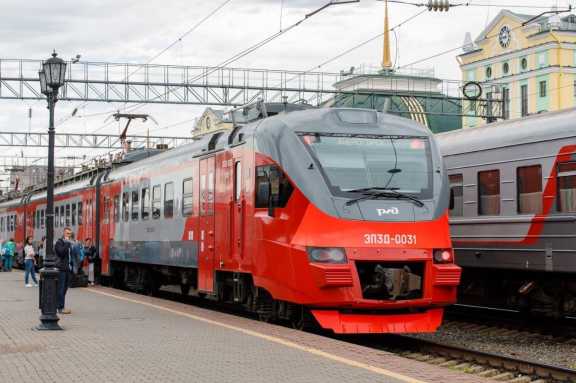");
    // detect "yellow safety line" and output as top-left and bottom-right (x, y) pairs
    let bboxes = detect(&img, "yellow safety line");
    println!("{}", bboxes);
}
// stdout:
(87, 288), (428, 383)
